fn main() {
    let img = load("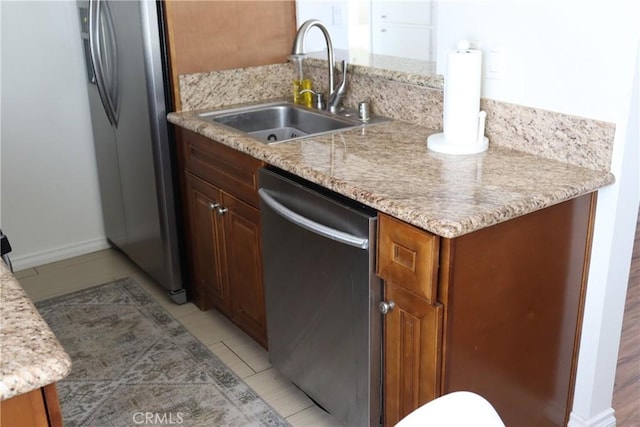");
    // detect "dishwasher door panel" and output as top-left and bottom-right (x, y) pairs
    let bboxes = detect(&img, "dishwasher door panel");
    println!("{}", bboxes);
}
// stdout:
(259, 168), (381, 427)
